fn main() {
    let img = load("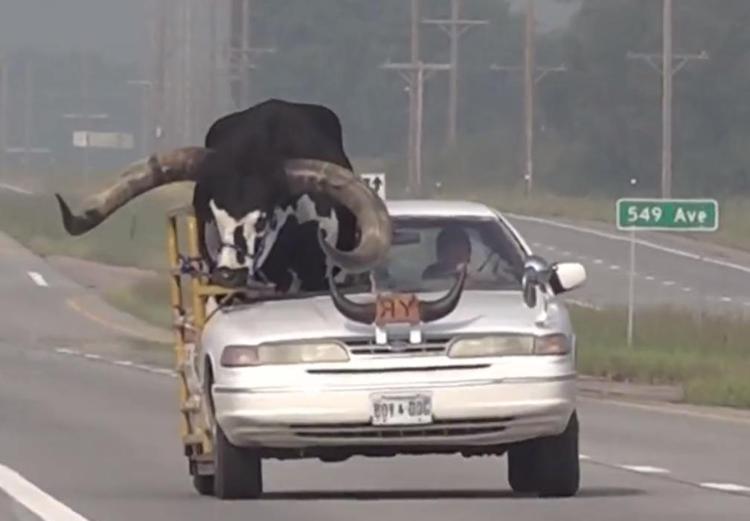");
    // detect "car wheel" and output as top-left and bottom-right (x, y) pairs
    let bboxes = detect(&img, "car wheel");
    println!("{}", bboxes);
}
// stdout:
(192, 474), (214, 496)
(214, 423), (263, 500)
(507, 442), (538, 494)
(534, 411), (580, 498)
